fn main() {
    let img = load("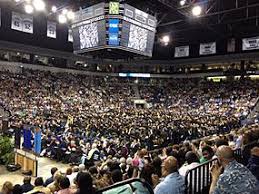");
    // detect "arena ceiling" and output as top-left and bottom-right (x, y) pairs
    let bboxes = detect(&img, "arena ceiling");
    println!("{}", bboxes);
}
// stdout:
(2, 0), (259, 60)
(68, 0), (259, 44)
(46, 0), (259, 58)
